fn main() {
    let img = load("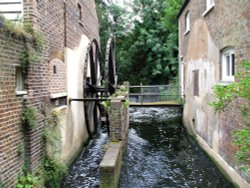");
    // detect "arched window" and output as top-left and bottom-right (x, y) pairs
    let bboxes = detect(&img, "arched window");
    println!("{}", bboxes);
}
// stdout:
(185, 11), (190, 34)
(221, 48), (235, 82)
